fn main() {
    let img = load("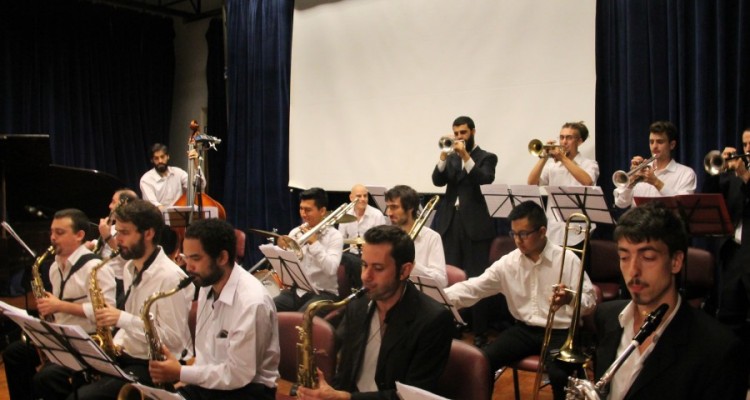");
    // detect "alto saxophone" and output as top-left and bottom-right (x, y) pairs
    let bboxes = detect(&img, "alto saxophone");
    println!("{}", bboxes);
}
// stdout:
(31, 246), (56, 322)
(290, 287), (367, 396)
(89, 250), (121, 358)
